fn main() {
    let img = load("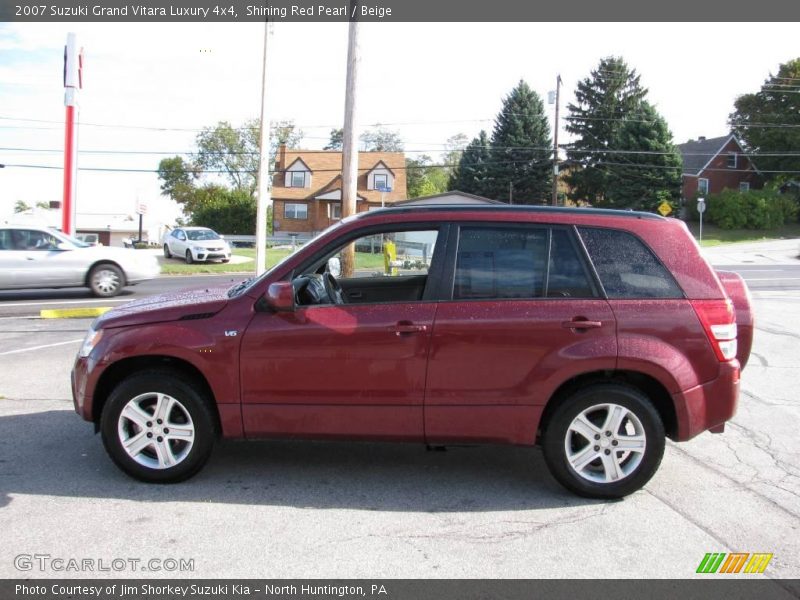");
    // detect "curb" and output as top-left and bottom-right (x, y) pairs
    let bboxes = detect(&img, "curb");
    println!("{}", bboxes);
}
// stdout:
(40, 307), (112, 319)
